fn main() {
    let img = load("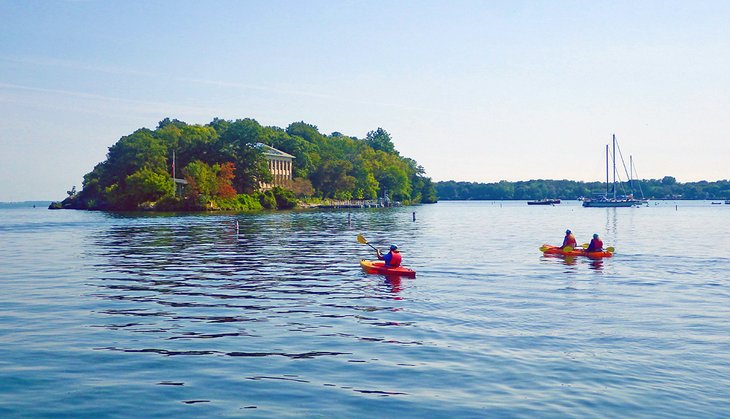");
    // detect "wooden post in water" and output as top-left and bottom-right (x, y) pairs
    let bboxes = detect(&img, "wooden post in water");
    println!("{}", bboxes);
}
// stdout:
(412, 211), (416, 222)
(348, 213), (351, 226)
